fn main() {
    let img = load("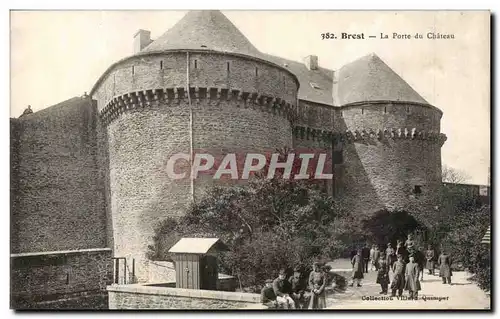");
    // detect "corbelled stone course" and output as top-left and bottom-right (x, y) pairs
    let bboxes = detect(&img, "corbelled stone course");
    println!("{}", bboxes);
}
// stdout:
(93, 52), (298, 113)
